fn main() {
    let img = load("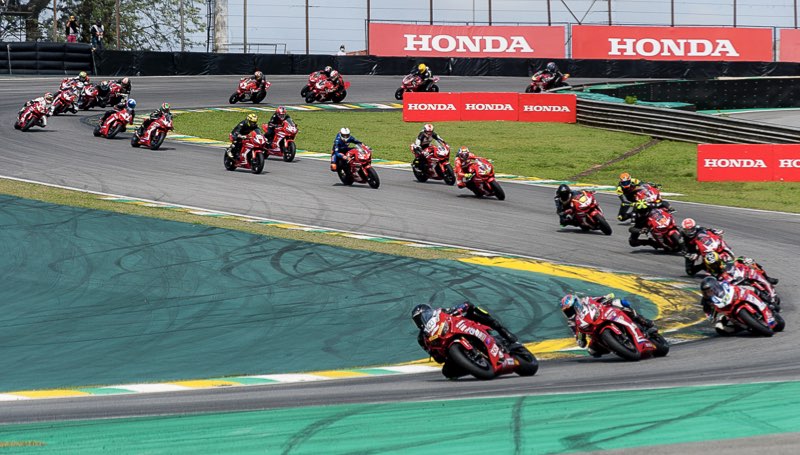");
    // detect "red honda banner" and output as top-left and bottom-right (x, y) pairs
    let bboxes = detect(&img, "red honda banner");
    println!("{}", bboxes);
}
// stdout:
(518, 94), (576, 123)
(369, 23), (565, 58)
(403, 92), (577, 123)
(779, 29), (800, 62)
(697, 144), (800, 181)
(572, 26), (772, 62)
